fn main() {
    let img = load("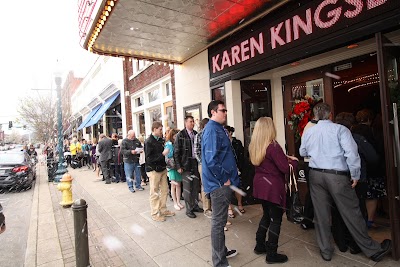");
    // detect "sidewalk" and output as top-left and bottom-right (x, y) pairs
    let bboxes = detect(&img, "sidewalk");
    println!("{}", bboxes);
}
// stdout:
(25, 163), (397, 267)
